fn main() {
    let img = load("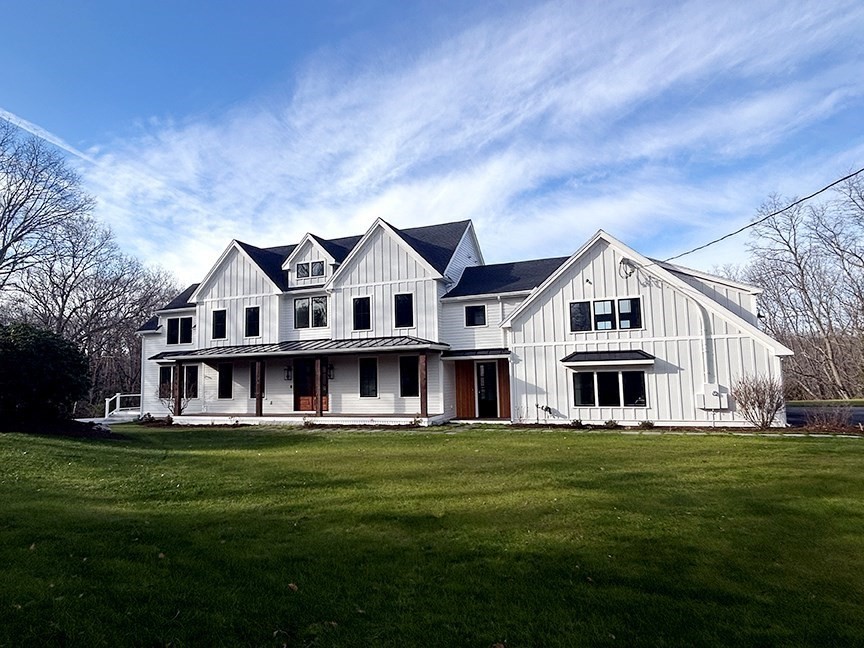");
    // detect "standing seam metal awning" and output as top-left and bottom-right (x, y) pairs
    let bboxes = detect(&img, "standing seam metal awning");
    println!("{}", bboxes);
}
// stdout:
(560, 350), (655, 367)
(149, 336), (449, 362)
